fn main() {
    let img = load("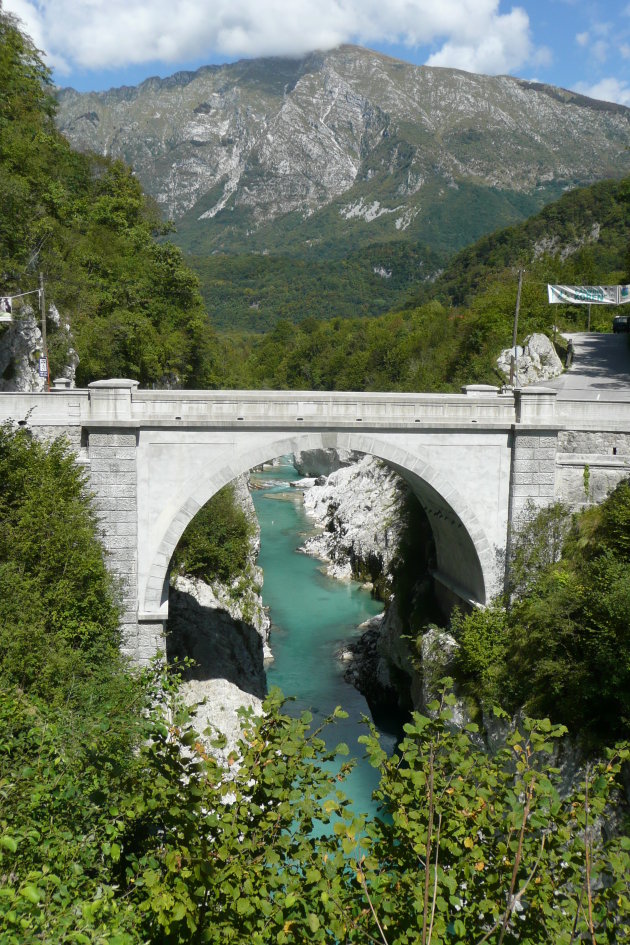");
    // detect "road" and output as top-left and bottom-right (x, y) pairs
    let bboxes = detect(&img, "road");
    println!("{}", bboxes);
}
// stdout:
(542, 332), (630, 399)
